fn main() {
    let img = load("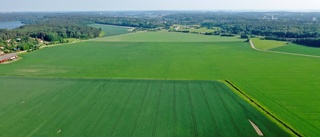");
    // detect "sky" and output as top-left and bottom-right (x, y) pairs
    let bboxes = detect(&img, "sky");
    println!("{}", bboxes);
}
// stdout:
(0, 0), (319, 12)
